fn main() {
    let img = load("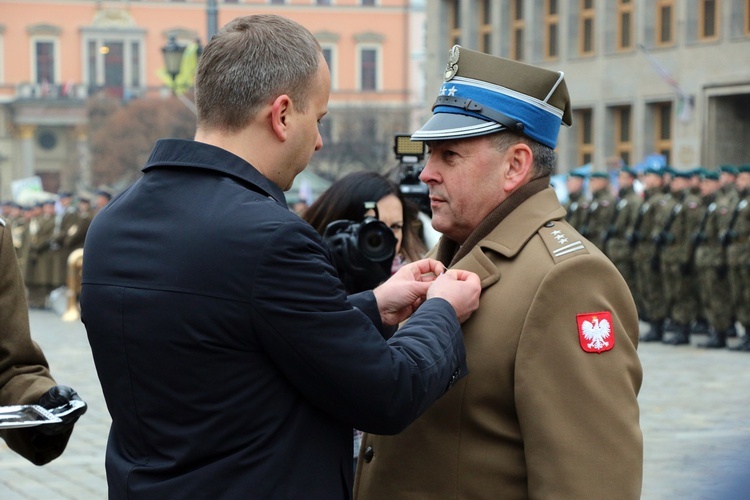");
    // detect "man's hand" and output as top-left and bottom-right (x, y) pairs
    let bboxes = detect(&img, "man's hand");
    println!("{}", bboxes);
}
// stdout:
(426, 269), (481, 323)
(35, 385), (87, 436)
(373, 259), (446, 326)
(373, 259), (481, 326)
